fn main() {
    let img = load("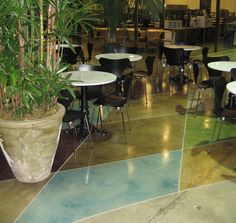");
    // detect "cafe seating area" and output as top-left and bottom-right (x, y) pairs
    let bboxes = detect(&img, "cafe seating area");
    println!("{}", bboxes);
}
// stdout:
(1, 35), (236, 222)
